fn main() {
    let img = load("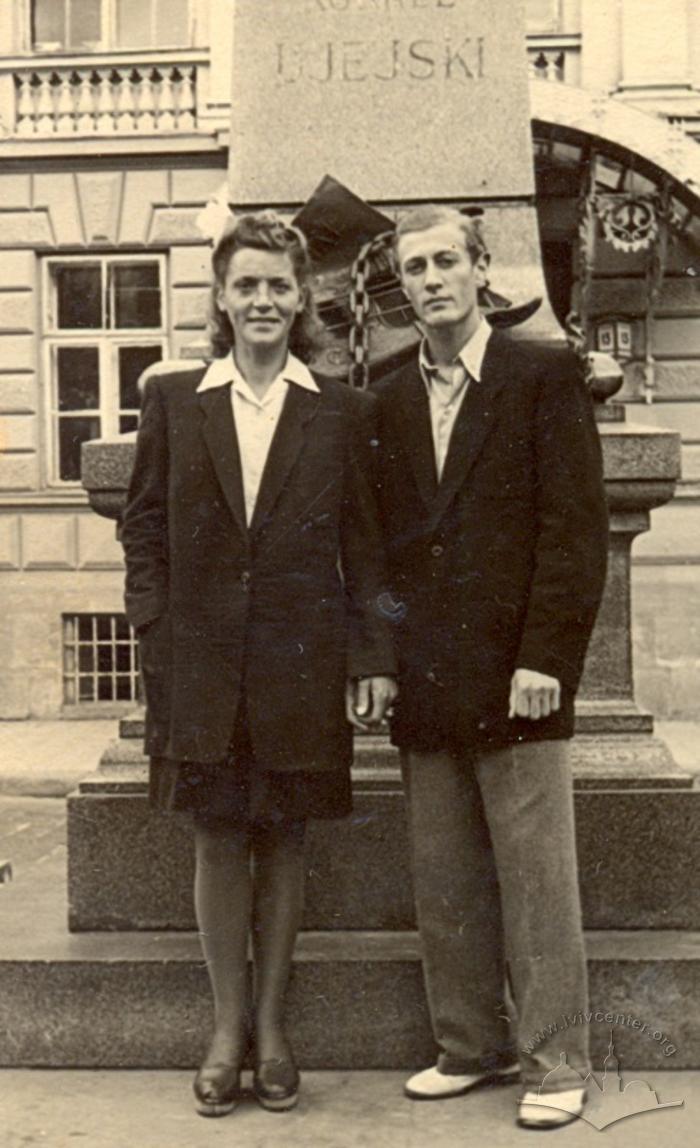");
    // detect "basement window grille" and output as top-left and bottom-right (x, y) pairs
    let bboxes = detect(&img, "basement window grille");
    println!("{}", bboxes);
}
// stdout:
(62, 613), (140, 704)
